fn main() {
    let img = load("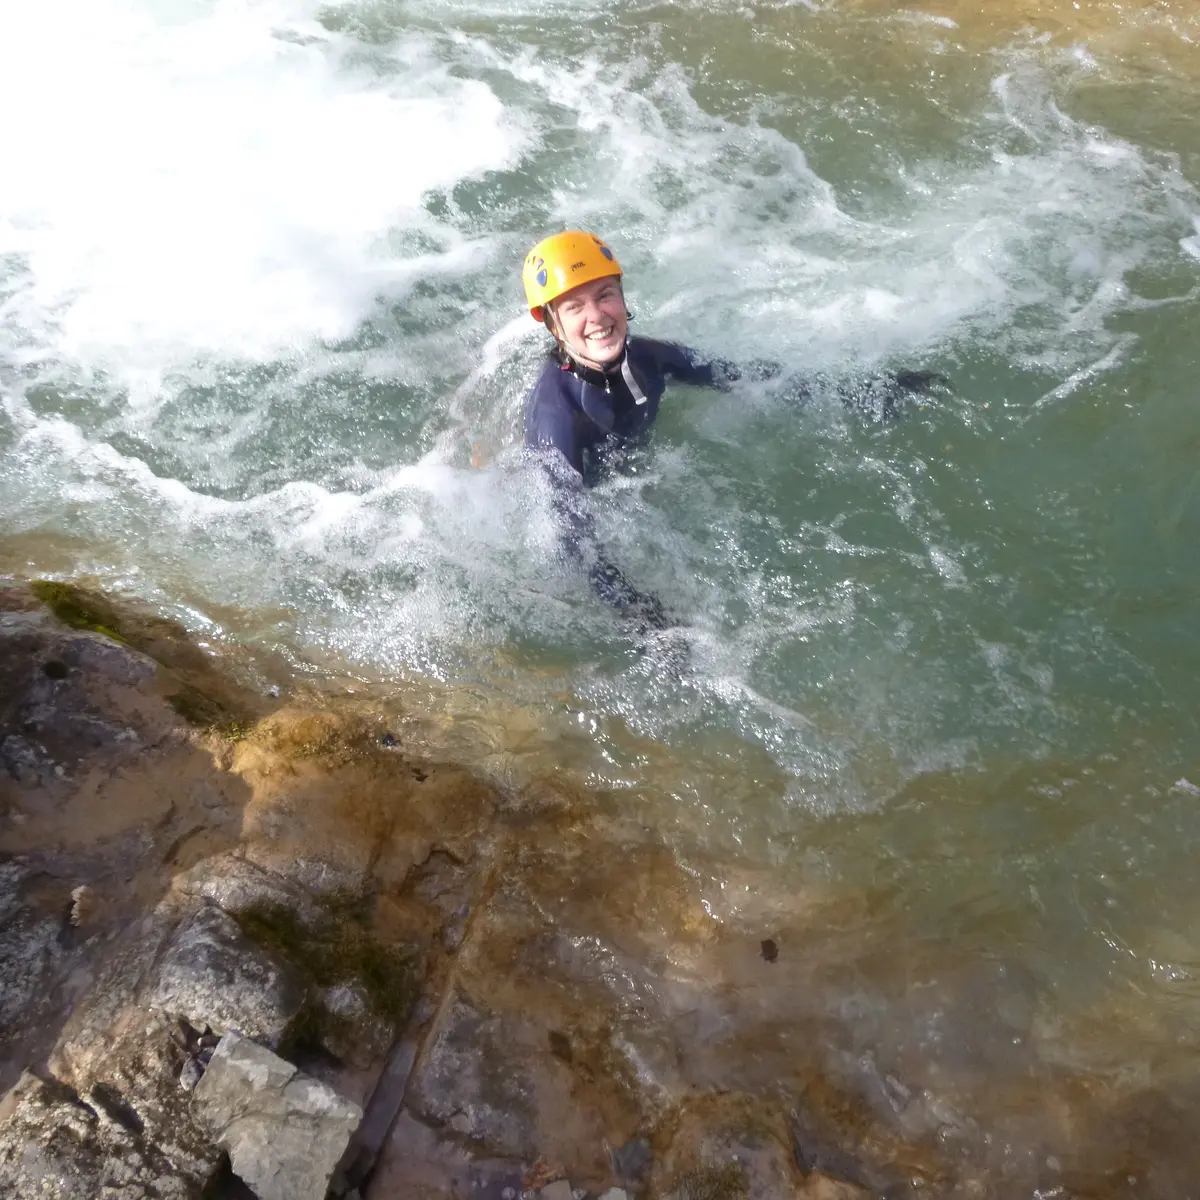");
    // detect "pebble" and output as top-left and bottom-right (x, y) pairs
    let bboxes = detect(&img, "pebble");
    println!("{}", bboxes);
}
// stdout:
(609, 1137), (652, 1181)
(70, 885), (97, 928)
(539, 1183), (573, 1200)
(599, 1190), (630, 1200)
(179, 1056), (205, 1091)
